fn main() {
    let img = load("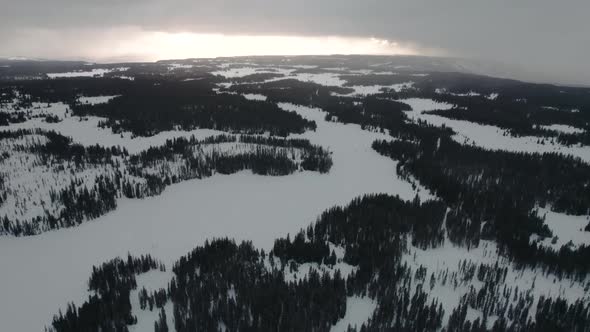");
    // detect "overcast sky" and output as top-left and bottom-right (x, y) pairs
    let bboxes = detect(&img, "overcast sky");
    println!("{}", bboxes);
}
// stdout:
(0, 0), (589, 85)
